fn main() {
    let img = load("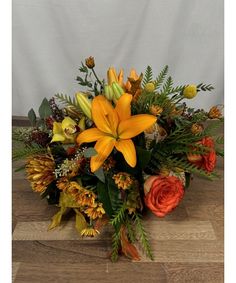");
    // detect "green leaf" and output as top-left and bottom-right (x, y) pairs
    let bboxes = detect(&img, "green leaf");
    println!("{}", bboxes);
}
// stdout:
(185, 172), (191, 189)
(107, 177), (121, 211)
(136, 146), (152, 169)
(74, 209), (87, 233)
(97, 181), (113, 217)
(94, 167), (105, 183)
(38, 98), (52, 119)
(28, 108), (37, 126)
(83, 147), (97, 158)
